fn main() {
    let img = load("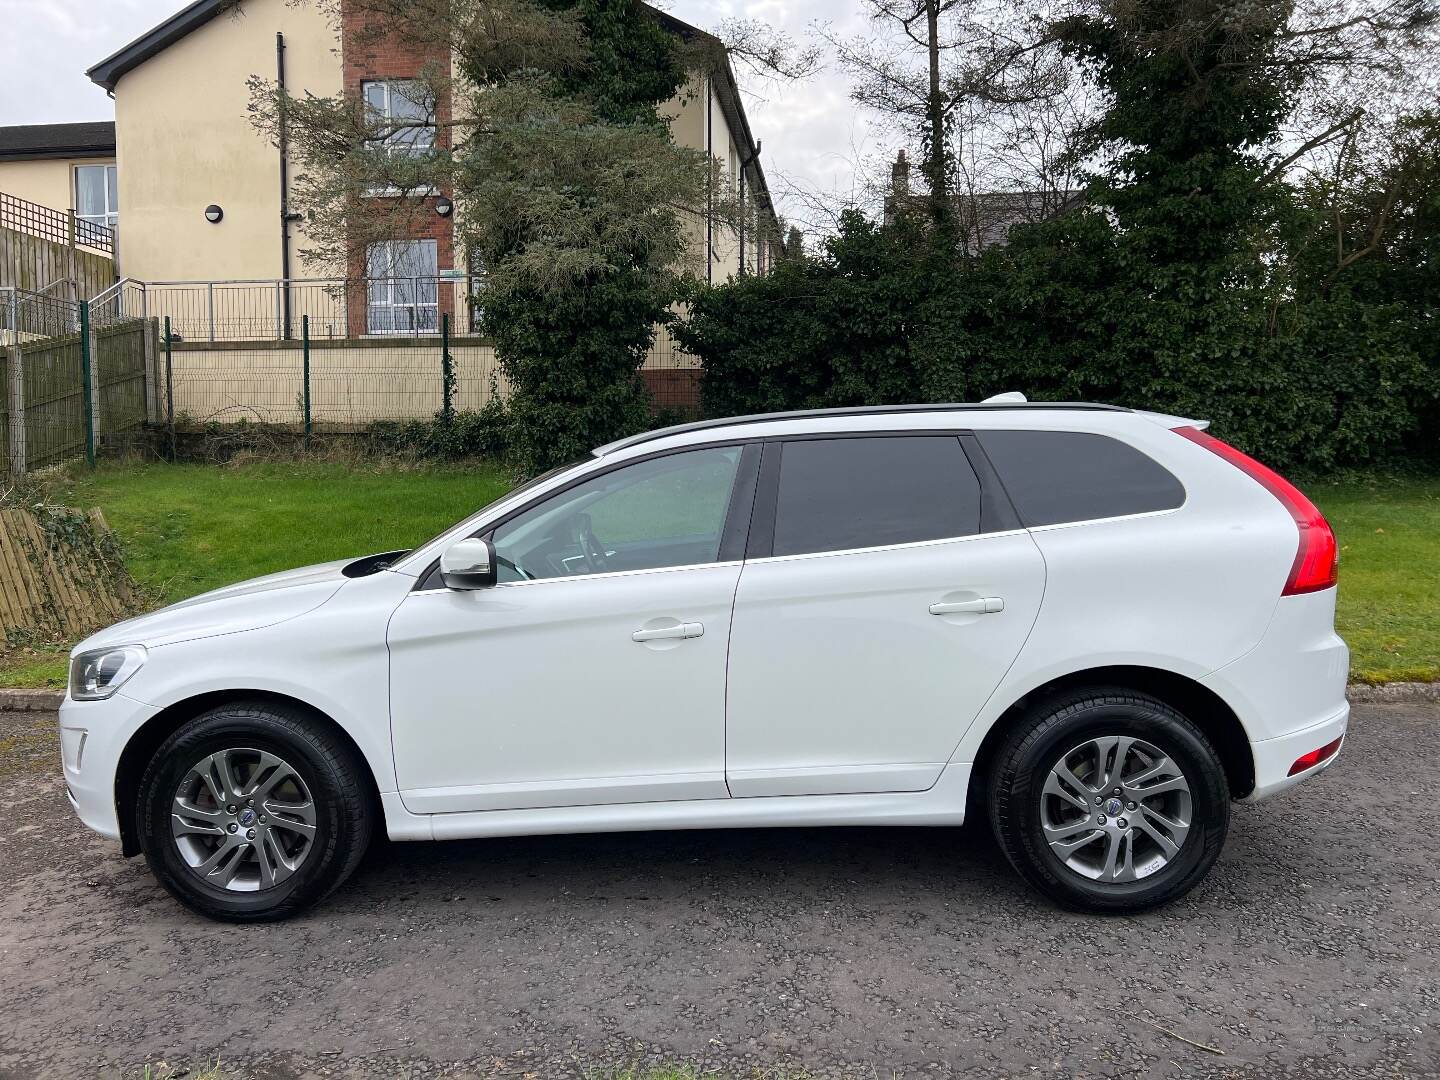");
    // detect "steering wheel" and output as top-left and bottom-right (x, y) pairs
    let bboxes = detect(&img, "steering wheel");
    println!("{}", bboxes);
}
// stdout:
(574, 512), (610, 574)
(495, 552), (535, 581)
